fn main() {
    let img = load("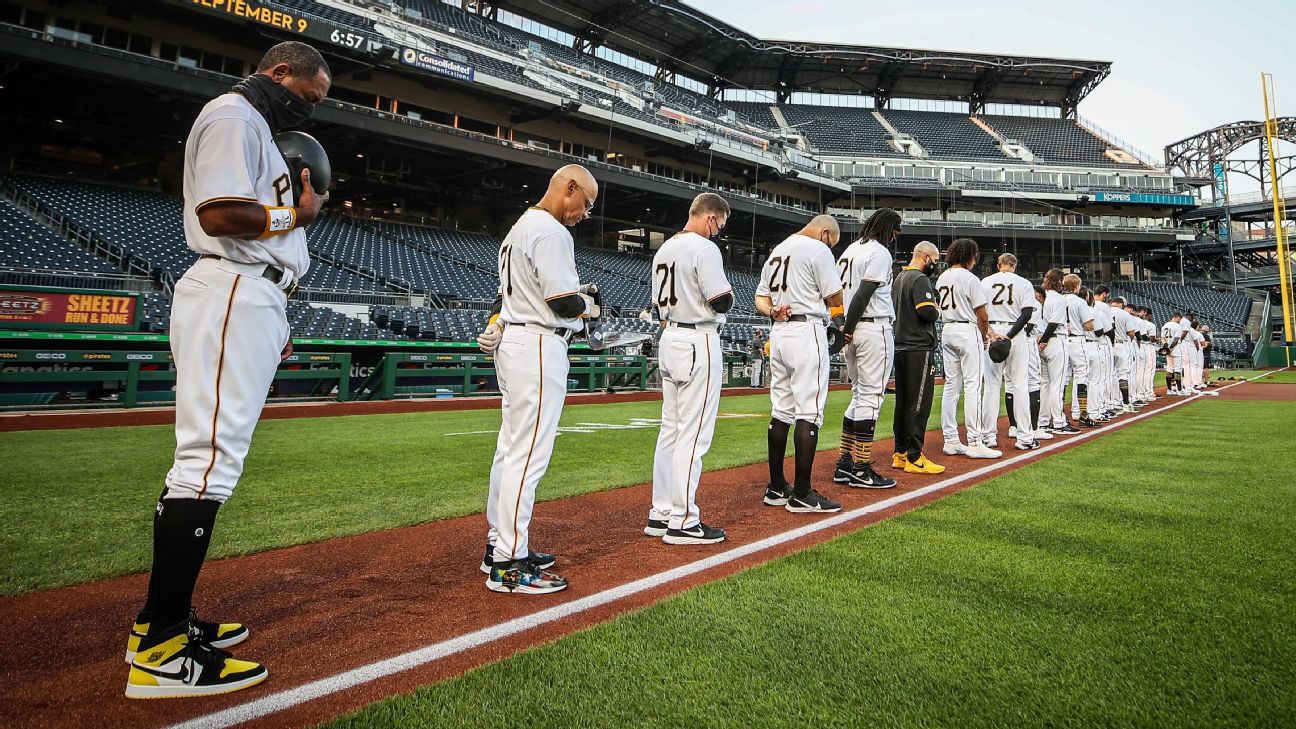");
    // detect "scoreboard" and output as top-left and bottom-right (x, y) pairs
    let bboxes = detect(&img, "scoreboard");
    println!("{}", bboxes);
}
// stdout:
(173, 0), (387, 55)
